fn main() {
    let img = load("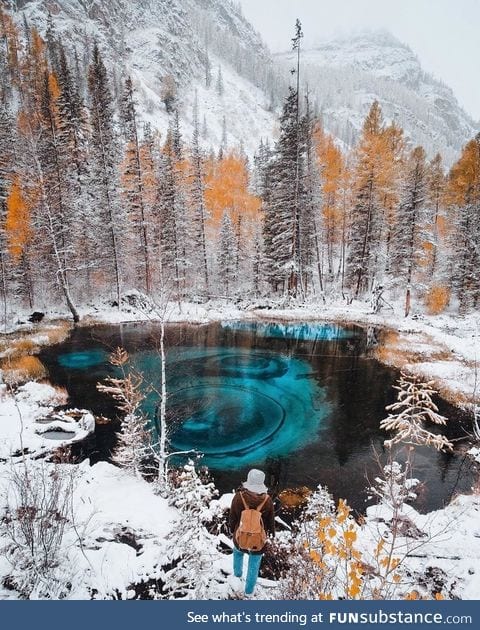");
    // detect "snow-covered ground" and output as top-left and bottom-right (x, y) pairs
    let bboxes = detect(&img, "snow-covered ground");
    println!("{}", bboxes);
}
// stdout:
(0, 295), (479, 599)
(0, 382), (94, 460)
